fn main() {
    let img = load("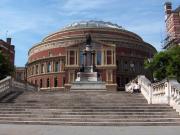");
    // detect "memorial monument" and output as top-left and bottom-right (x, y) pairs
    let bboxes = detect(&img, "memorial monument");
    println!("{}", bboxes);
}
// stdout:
(70, 34), (107, 91)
